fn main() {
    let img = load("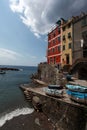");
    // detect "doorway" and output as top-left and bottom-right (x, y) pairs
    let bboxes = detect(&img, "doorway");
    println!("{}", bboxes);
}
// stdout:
(66, 54), (69, 64)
